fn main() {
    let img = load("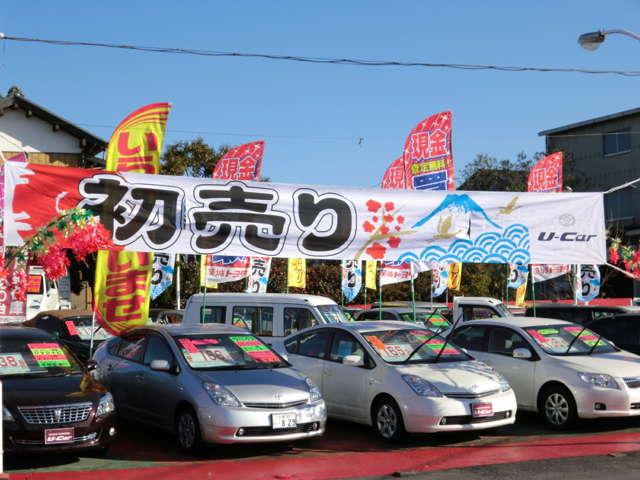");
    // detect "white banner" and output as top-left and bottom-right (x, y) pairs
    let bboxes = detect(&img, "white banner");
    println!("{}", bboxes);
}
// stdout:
(245, 257), (272, 293)
(4, 162), (606, 264)
(531, 264), (571, 283)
